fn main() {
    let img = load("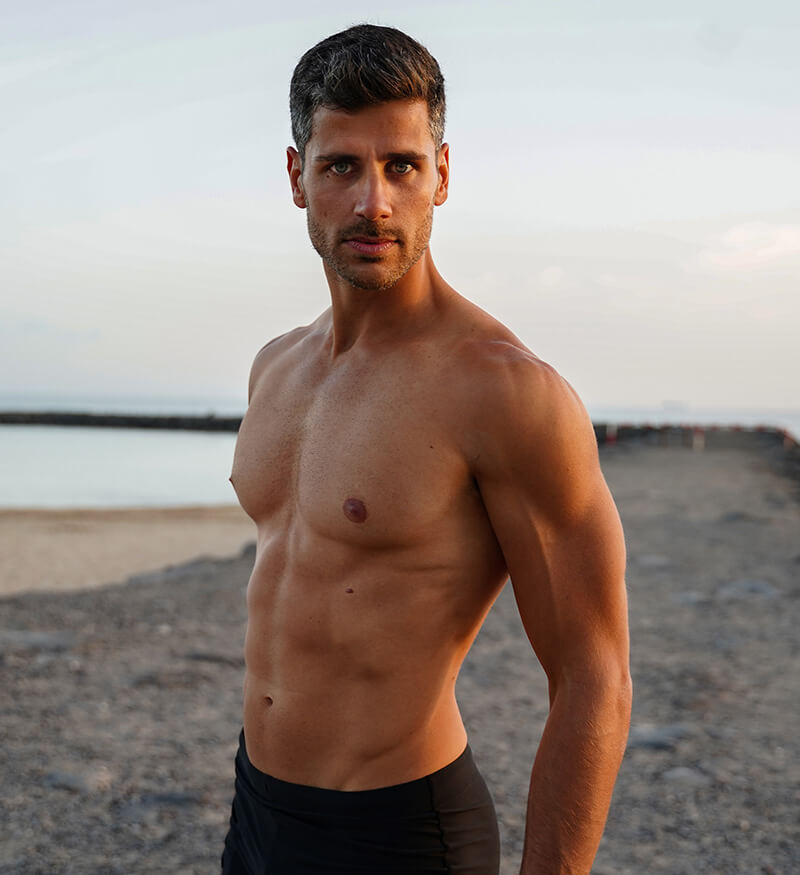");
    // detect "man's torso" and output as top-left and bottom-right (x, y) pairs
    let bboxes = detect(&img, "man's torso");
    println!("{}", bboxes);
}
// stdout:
(230, 296), (517, 790)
